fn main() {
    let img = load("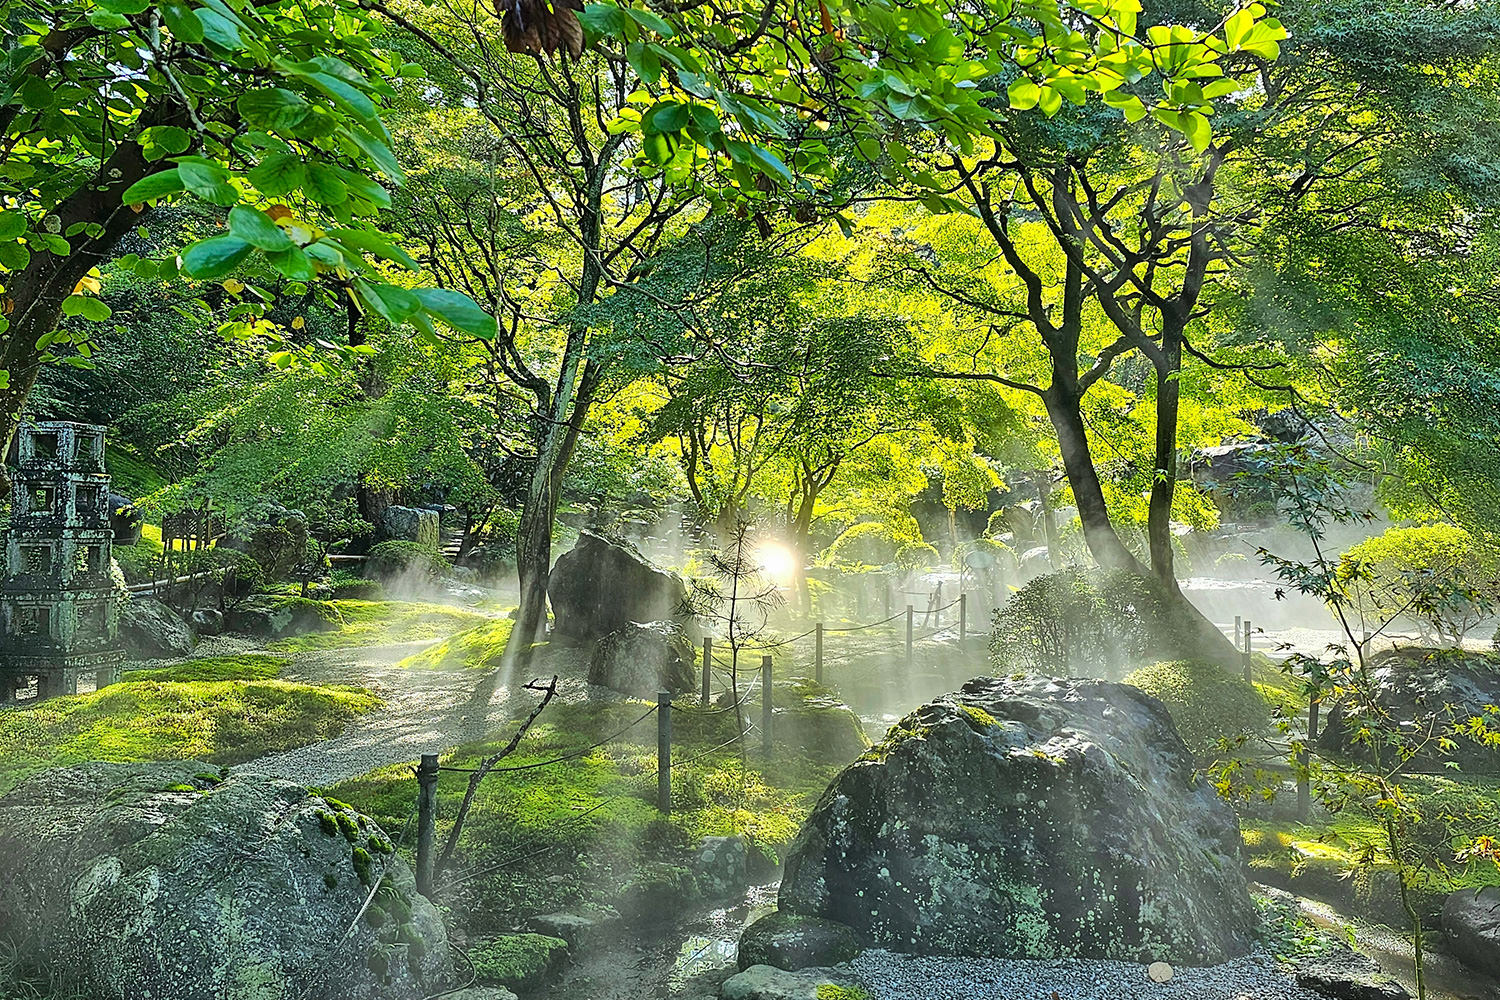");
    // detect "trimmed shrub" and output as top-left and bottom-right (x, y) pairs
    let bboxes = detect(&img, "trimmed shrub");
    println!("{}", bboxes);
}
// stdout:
(822, 522), (905, 567)
(112, 534), (163, 584)
(1337, 524), (1499, 643)
(1124, 660), (1272, 756)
